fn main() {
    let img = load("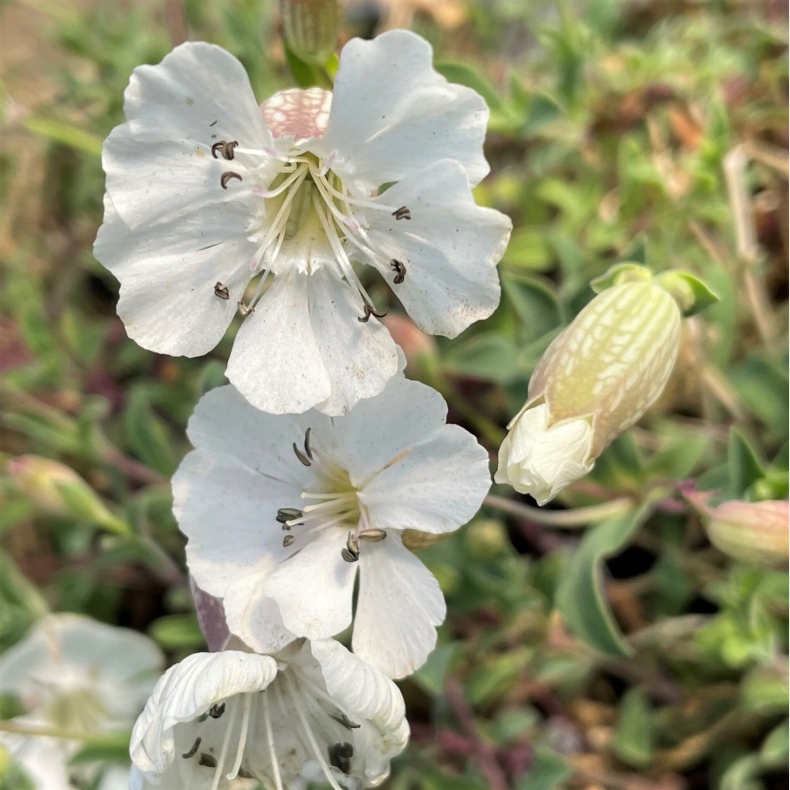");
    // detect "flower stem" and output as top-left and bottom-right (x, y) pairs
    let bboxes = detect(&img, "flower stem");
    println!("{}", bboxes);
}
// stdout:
(484, 494), (634, 527)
